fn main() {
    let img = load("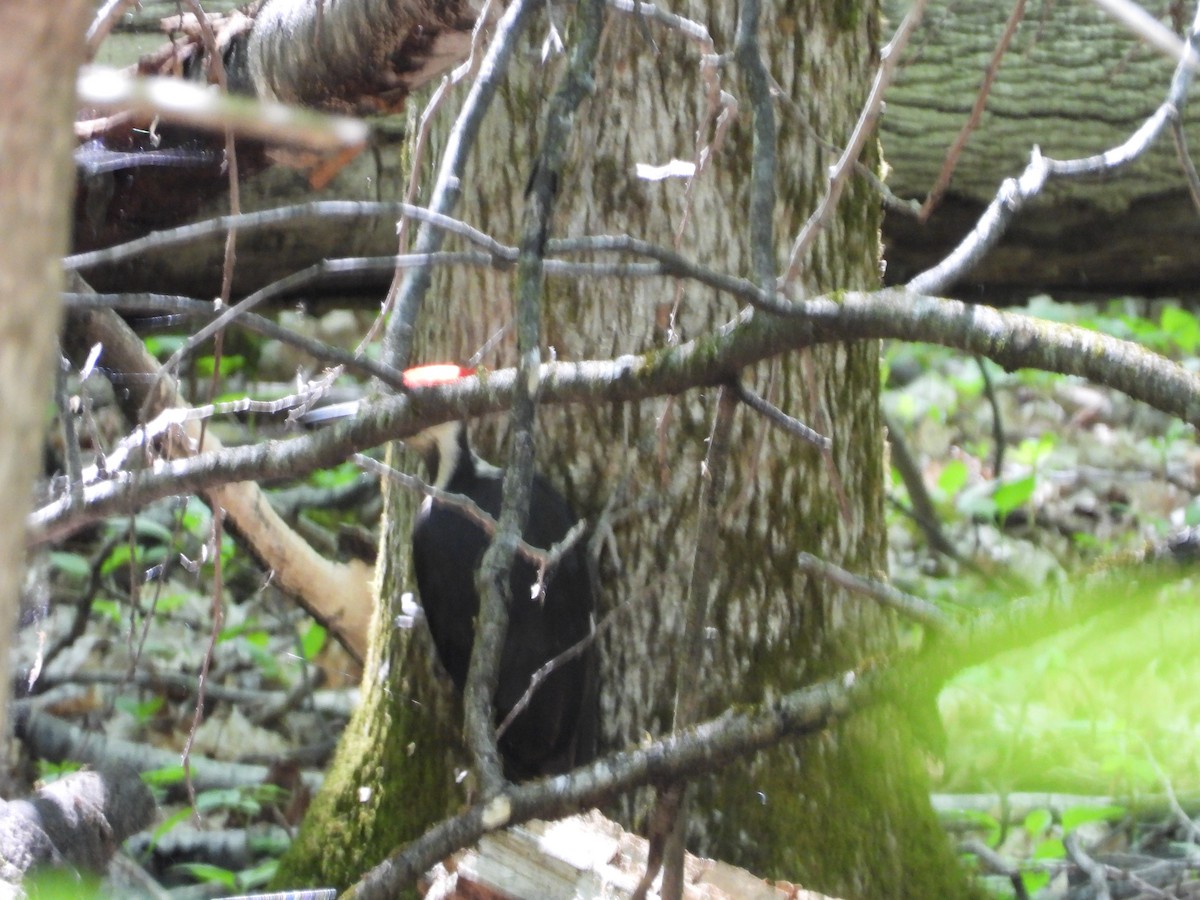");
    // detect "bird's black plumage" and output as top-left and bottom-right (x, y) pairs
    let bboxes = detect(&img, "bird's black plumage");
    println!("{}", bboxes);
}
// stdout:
(409, 421), (598, 779)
